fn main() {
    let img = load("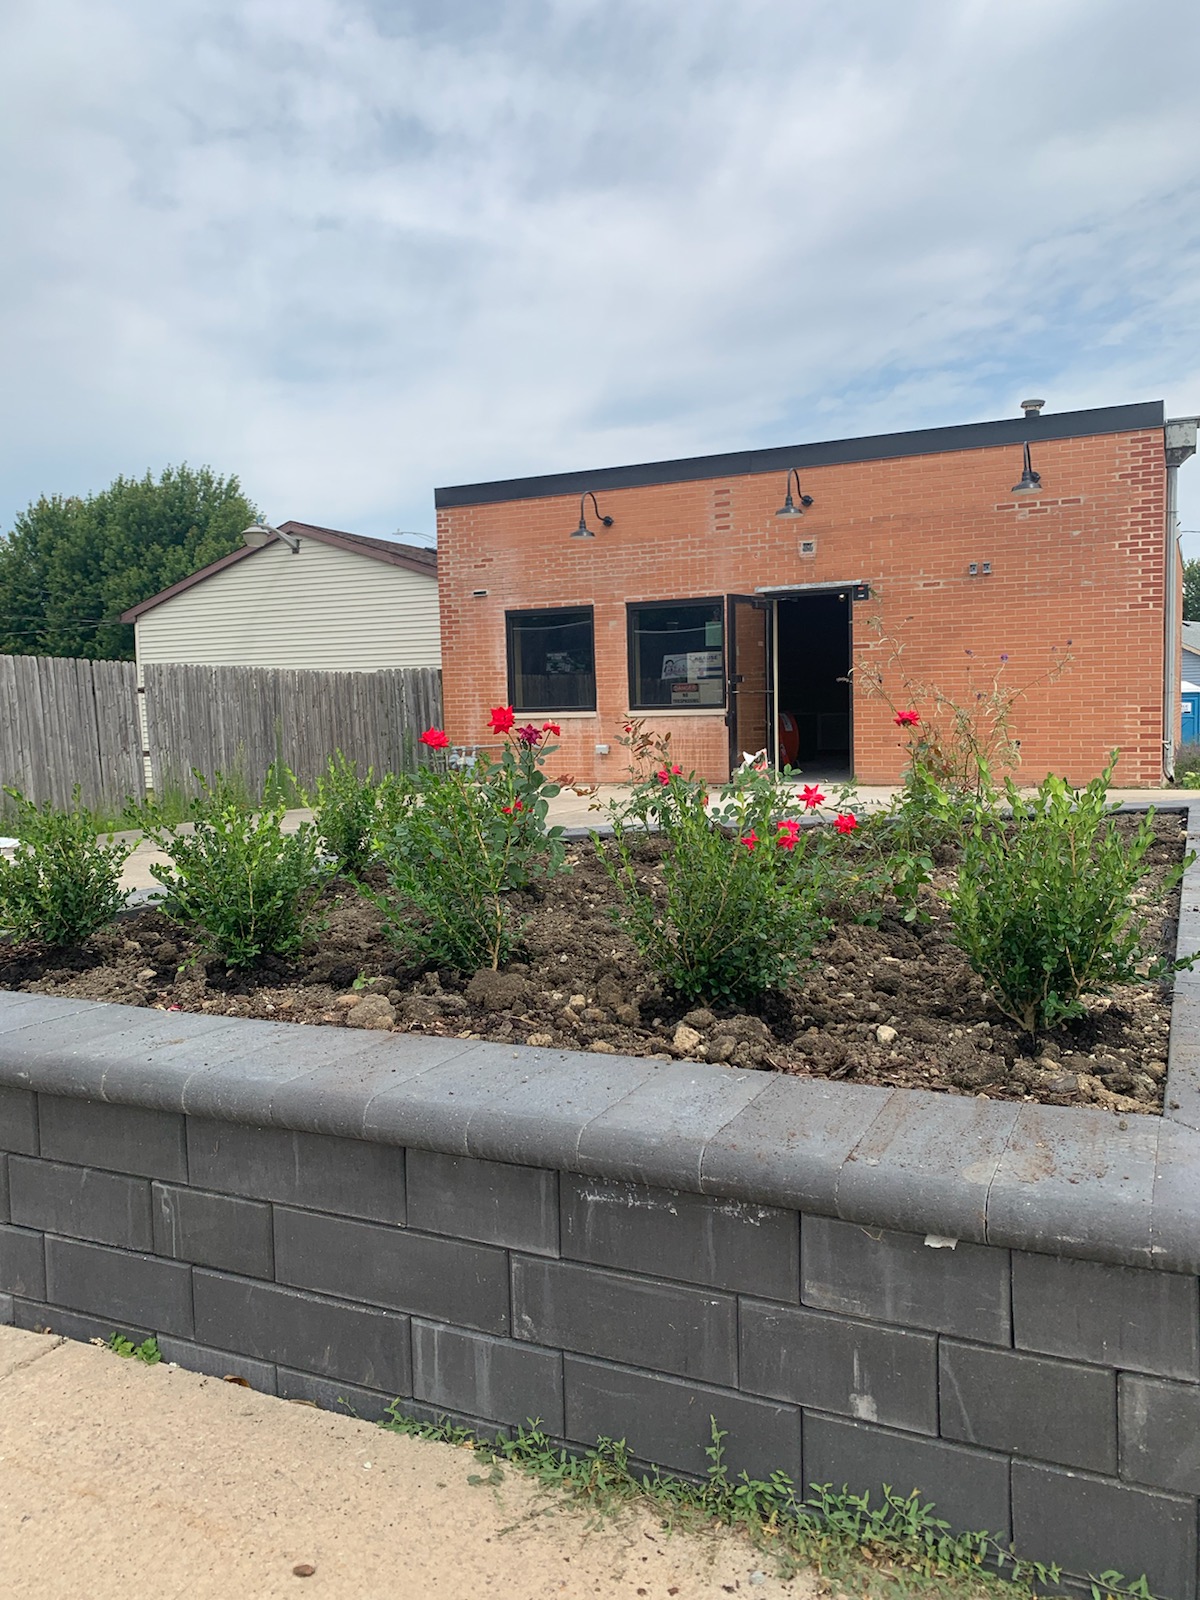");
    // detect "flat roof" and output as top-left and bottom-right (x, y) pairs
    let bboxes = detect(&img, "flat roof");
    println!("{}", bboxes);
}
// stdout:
(434, 400), (1165, 509)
